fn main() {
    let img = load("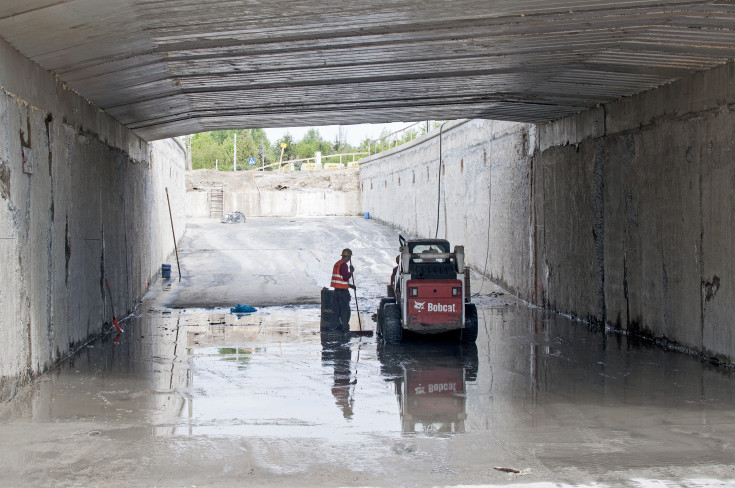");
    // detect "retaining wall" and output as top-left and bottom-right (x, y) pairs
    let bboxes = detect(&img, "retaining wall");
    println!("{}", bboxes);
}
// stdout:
(186, 169), (361, 218)
(360, 61), (735, 364)
(187, 189), (361, 218)
(0, 37), (186, 403)
(359, 120), (535, 300)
